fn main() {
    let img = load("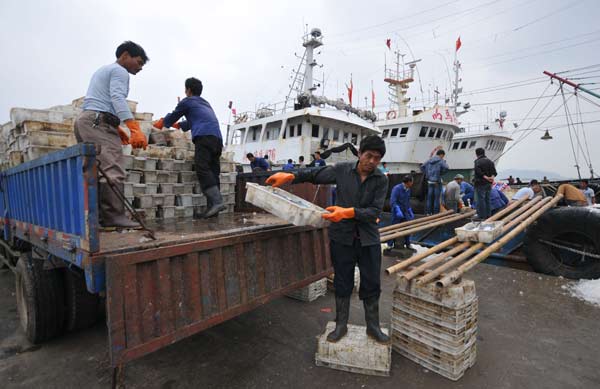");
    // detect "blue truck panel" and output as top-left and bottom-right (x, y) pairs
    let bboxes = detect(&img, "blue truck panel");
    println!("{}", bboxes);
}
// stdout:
(0, 144), (99, 264)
